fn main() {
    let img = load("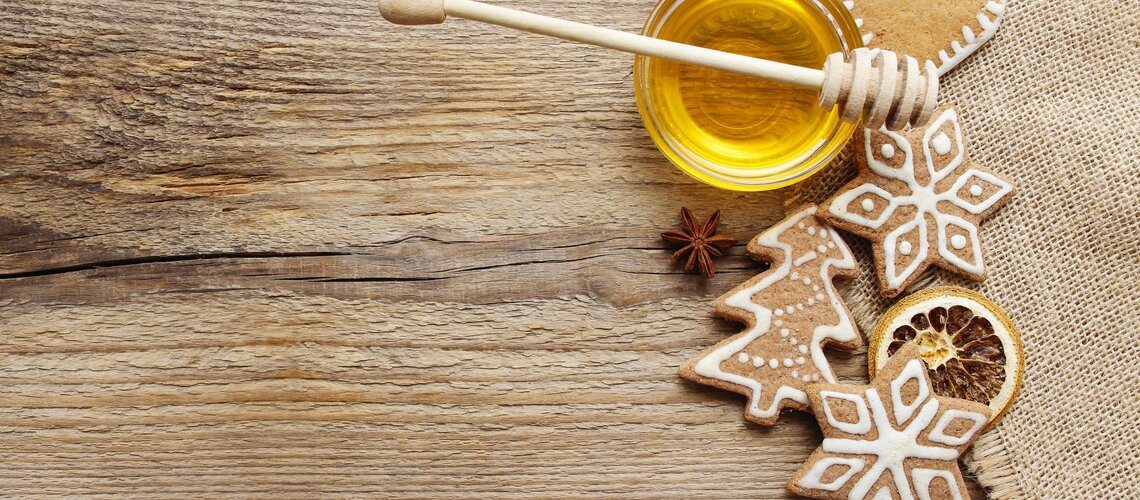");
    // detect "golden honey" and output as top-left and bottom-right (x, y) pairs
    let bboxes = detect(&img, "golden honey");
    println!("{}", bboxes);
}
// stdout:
(635, 0), (862, 191)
